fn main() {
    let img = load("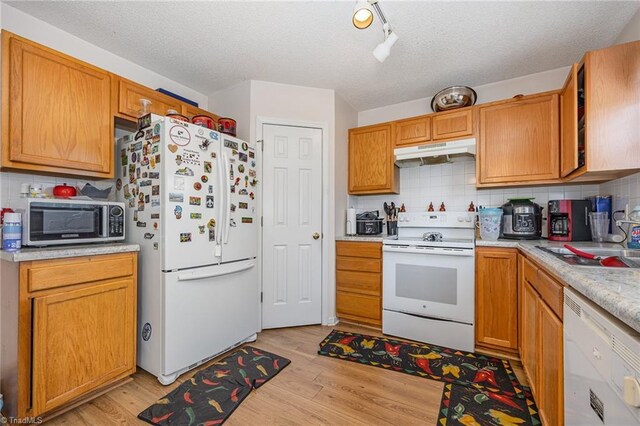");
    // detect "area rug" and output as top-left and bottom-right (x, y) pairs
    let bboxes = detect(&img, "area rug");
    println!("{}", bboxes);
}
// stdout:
(318, 330), (525, 398)
(438, 383), (541, 426)
(138, 346), (290, 425)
